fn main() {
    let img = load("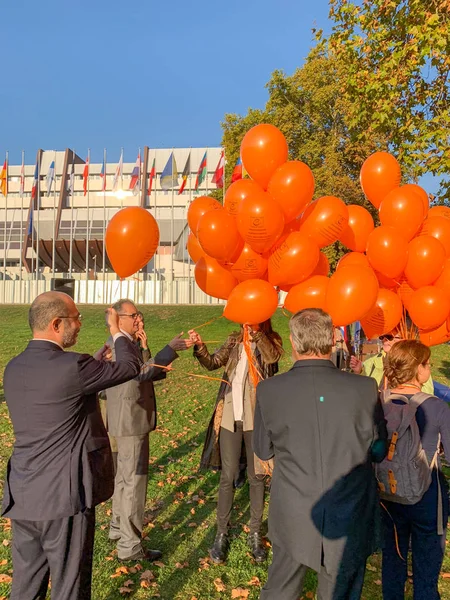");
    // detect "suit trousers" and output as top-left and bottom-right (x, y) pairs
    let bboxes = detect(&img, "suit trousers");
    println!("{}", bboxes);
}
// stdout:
(109, 433), (150, 559)
(10, 509), (95, 600)
(260, 544), (366, 600)
(217, 423), (265, 535)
